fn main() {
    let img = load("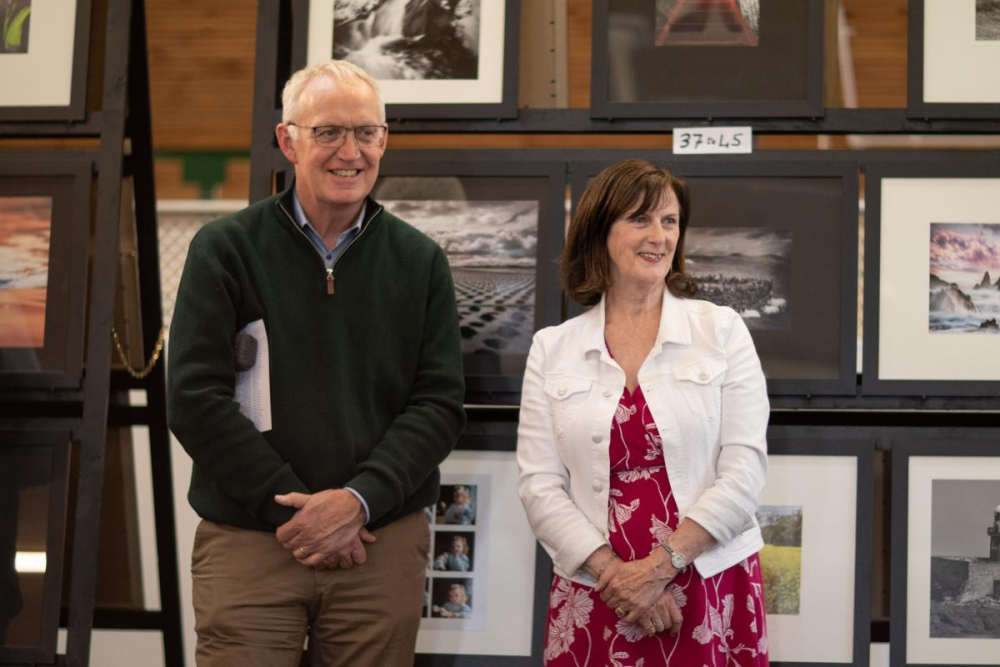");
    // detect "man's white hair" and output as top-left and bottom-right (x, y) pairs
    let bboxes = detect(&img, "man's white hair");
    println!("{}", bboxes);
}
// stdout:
(281, 60), (386, 126)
